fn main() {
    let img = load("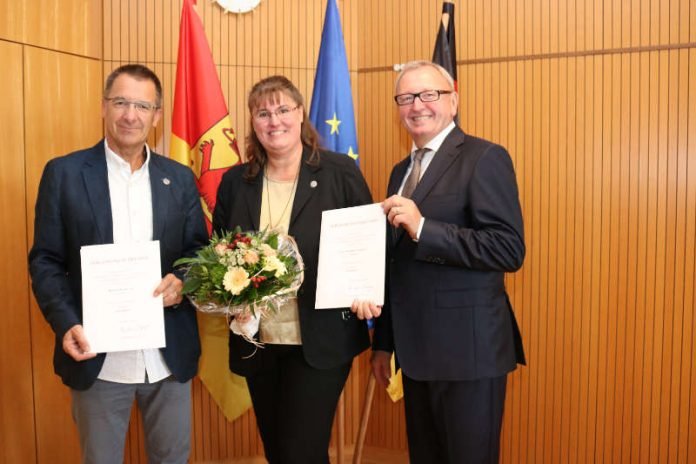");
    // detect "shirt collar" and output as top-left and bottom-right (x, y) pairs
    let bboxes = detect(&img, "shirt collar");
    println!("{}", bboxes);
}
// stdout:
(104, 139), (151, 178)
(410, 121), (456, 157)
